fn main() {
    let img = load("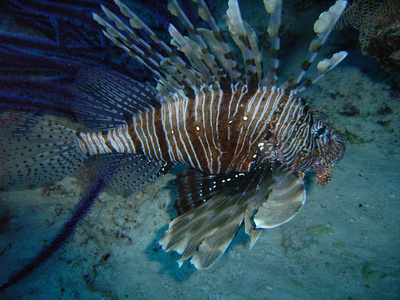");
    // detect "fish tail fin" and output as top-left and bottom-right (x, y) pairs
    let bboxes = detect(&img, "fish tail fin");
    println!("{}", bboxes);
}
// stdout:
(0, 111), (86, 189)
